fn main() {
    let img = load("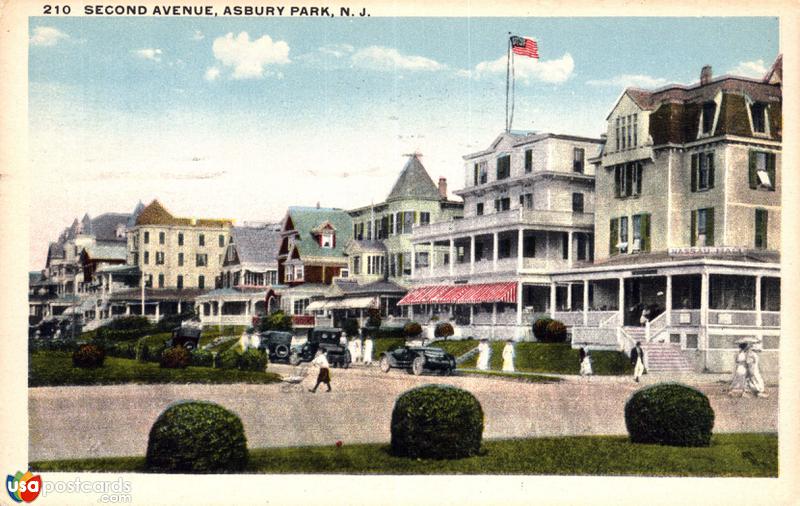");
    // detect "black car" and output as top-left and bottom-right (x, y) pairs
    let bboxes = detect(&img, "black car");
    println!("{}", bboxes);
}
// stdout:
(289, 327), (351, 368)
(379, 346), (456, 375)
(166, 326), (201, 350)
(257, 330), (294, 362)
